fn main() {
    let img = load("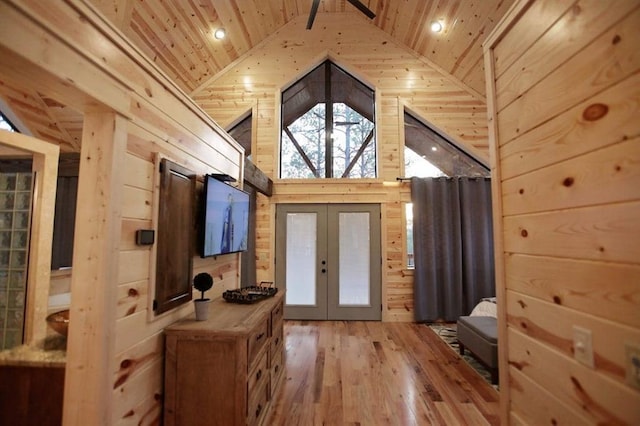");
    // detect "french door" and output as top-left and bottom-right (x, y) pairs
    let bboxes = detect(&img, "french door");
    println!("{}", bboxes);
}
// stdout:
(275, 204), (381, 320)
